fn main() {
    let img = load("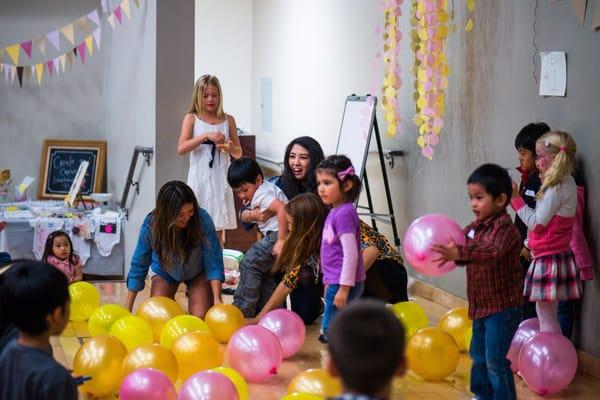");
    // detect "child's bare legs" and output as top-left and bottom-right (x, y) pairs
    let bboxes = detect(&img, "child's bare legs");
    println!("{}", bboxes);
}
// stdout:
(187, 272), (214, 319)
(536, 301), (561, 333)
